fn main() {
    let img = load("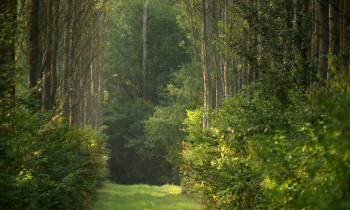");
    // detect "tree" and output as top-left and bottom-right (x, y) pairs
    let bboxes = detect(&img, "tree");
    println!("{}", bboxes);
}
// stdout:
(201, 0), (211, 128)
(55, 0), (106, 127)
(42, 0), (60, 110)
(317, 0), (329, 85)
(329, 0), (340, 81)
(26, 0), (40, 89)
(142, 0), (148, 100)
(340, 0), (350, 70)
